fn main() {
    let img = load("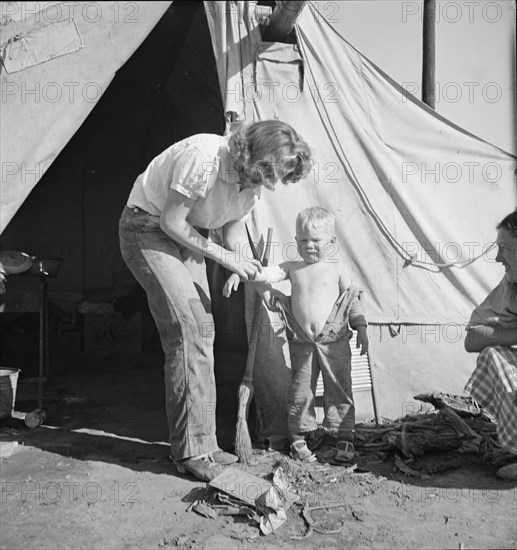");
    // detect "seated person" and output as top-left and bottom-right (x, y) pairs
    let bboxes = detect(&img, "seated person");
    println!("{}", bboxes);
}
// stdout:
(464, 210), (517, 481)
